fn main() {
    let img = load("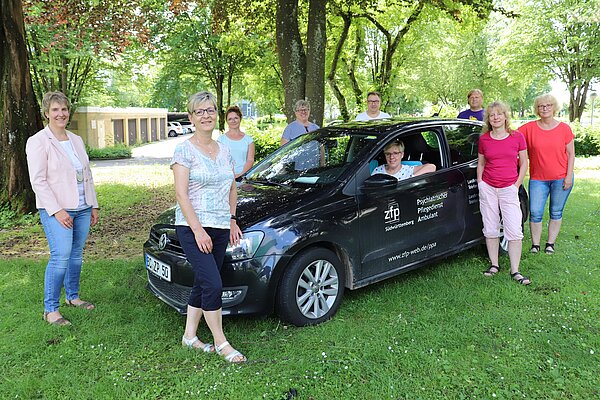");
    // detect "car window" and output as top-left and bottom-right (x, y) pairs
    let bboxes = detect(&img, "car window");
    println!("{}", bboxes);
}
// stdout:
(444, 124), (481, 165)
(246, 131), (378, 185)
(368, 131), (442, 174)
